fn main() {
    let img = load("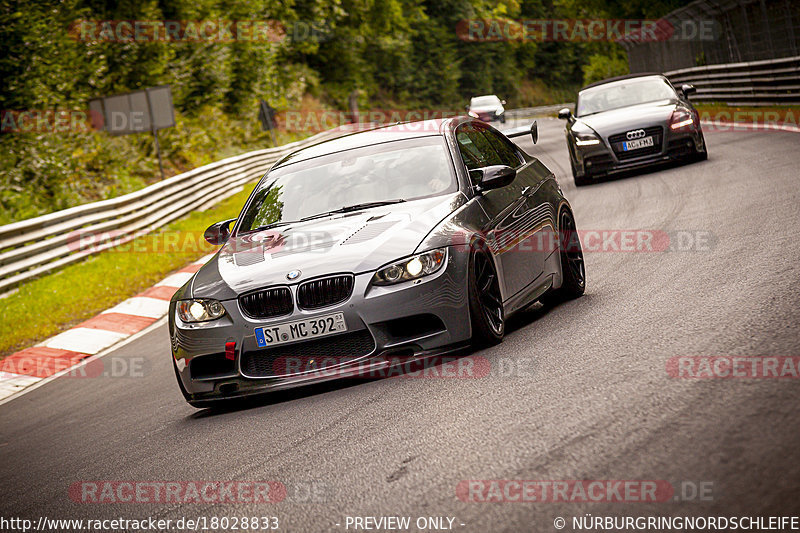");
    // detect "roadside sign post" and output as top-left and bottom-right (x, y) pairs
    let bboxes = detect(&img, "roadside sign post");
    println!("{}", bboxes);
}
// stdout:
(348, 90), (359, 124)
(145, 89), (165, 179)
(89, 85), (175, 180)
(259, 101), (278, 146)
